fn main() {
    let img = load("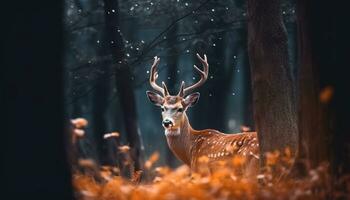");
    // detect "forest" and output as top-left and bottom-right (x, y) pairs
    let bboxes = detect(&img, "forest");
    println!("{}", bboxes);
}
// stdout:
(2, 0), (350, 199)
(64, 0), (297, 169)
